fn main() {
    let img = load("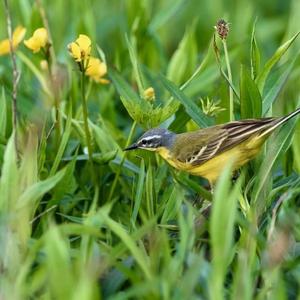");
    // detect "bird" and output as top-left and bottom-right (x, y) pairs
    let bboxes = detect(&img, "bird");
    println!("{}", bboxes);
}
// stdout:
(124, 108), (300, 185)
